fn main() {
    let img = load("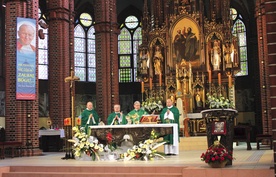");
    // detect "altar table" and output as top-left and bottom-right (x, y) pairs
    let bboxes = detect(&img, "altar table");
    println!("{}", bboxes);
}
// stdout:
(38, 129), (65, 152)
(89, 124), (178, 146)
